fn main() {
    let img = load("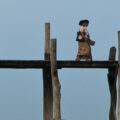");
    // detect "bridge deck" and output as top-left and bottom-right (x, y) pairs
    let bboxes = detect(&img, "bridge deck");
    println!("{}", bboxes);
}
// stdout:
(0, 60), (118, 69)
